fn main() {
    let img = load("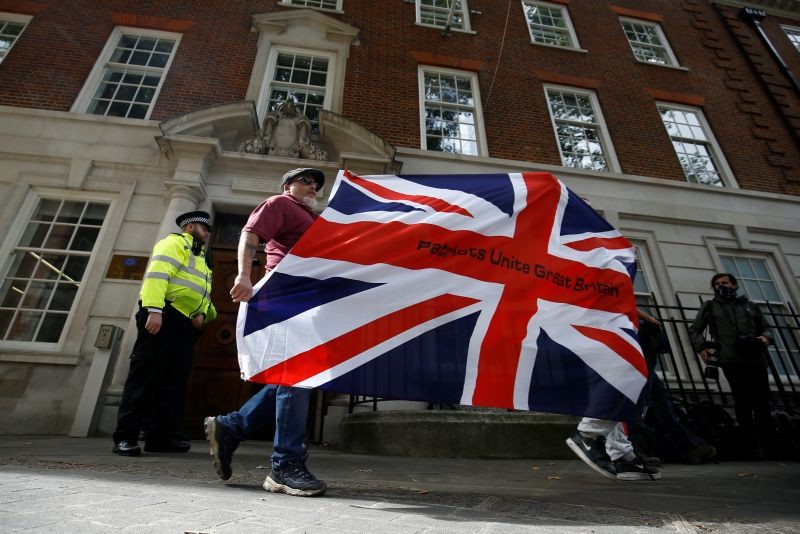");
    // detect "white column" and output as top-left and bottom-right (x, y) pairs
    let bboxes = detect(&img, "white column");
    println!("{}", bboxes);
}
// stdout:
(158, 185), (205, 238)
